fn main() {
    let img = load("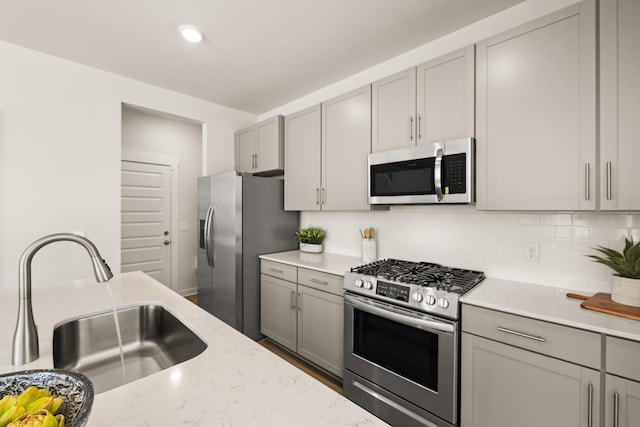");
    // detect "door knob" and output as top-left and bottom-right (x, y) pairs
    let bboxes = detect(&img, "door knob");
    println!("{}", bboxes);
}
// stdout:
(164, 231), (169, 236)
(163, 240), (171, 245)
